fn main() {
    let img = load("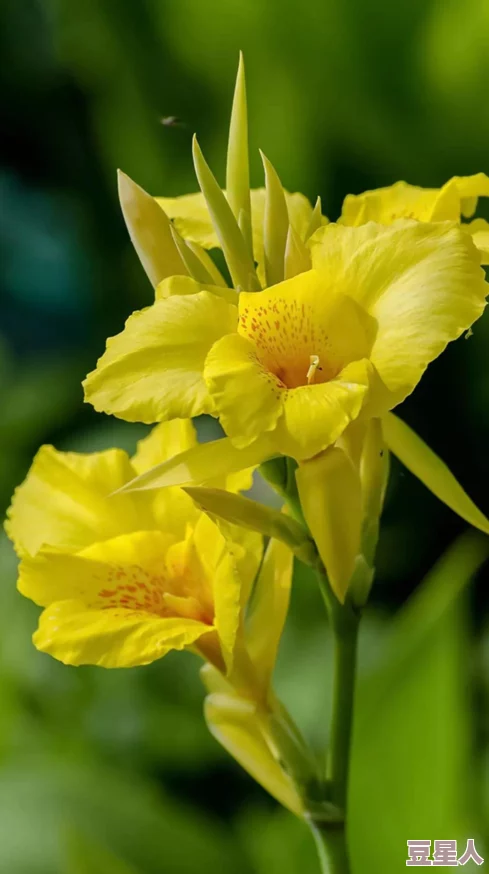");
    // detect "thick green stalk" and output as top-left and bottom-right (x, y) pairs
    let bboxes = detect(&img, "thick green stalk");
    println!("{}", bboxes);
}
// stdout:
(311, 571), (360, 874)
(327, 602), (360, 810)
(309, 823), (350, 874)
